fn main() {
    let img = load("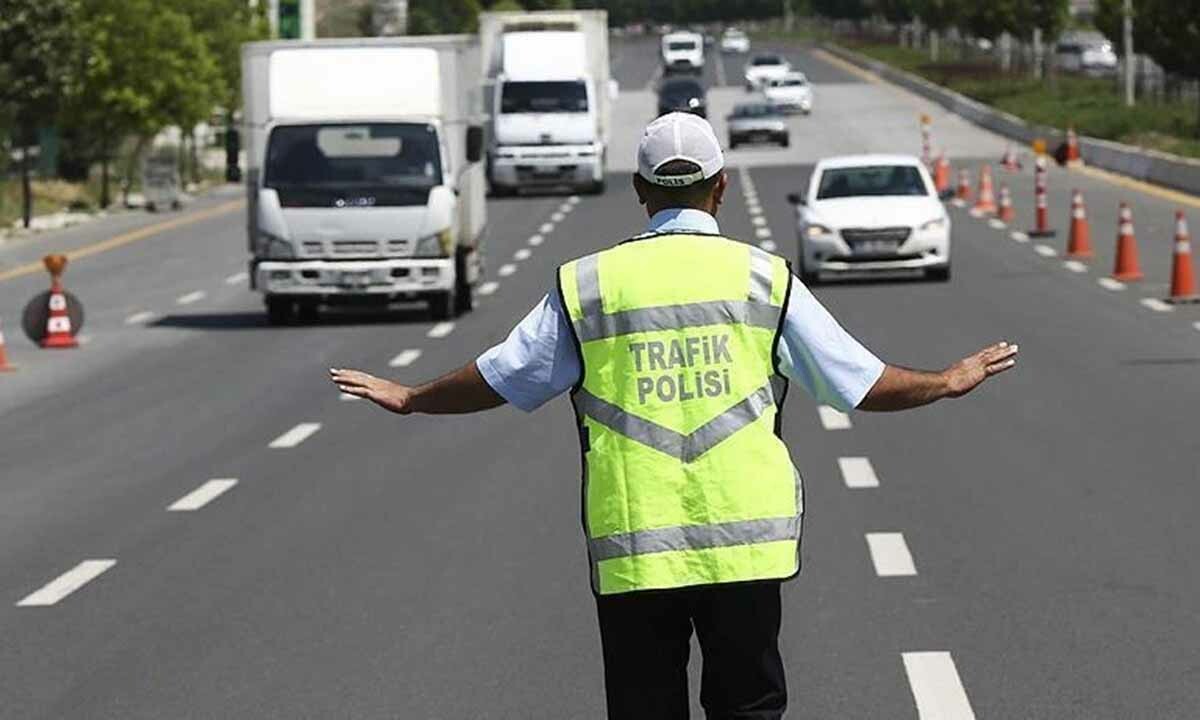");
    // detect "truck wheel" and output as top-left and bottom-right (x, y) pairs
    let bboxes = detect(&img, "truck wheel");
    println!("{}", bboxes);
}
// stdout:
(266, 297), (293, 326)
(588, 178), (606, 195)
(429, 289), (456, 321)
(454, 252), (474, 315)
(296, 301), (320, 324)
